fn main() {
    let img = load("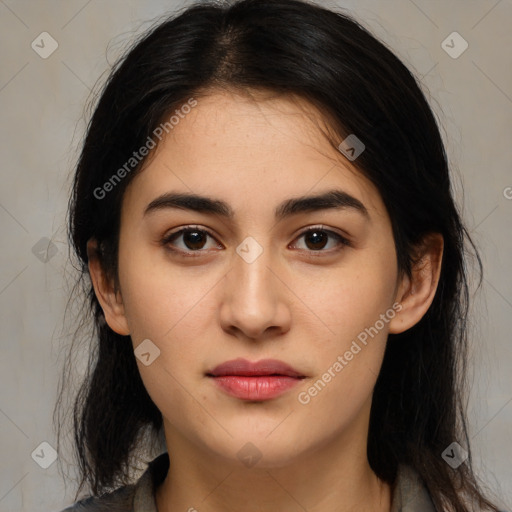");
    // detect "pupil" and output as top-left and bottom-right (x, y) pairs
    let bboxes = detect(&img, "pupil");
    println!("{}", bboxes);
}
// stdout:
(185, 230), (205, 250)
(307, 231), (327, 250)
